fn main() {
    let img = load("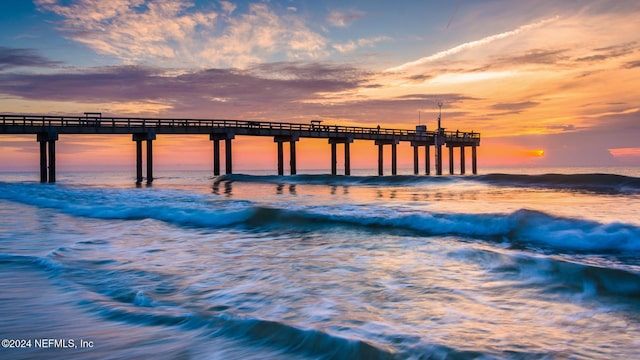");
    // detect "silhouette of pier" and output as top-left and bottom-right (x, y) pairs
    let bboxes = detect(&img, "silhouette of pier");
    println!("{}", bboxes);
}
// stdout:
(1, 114), (480, 183)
